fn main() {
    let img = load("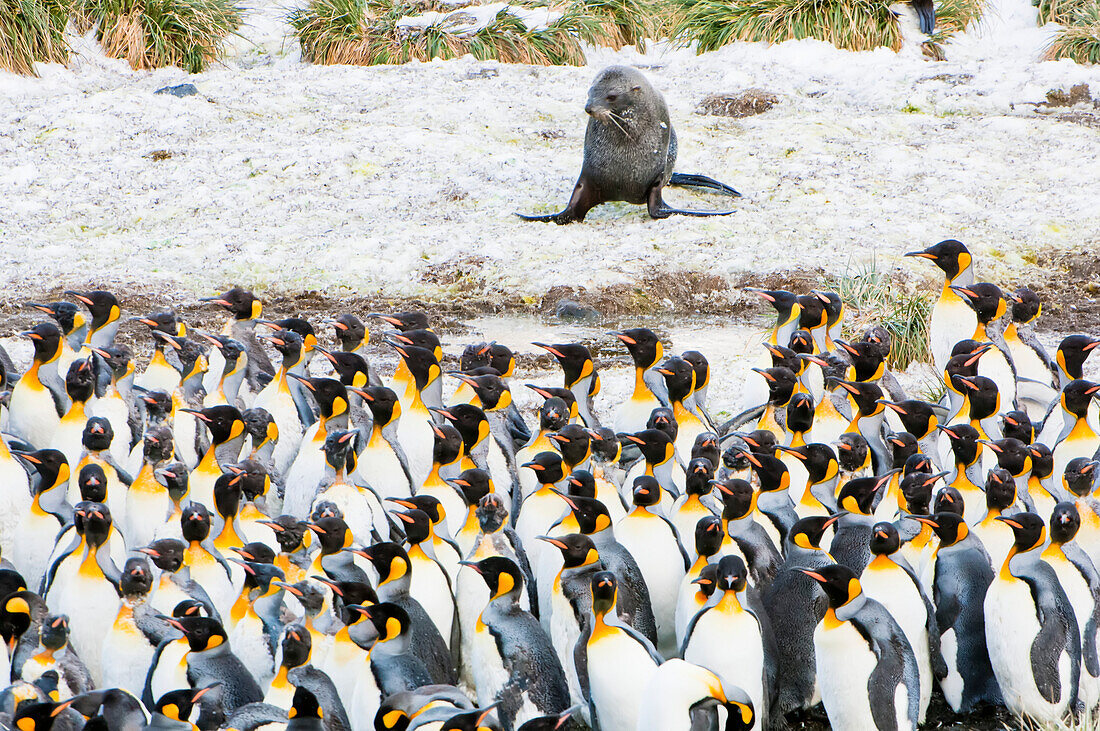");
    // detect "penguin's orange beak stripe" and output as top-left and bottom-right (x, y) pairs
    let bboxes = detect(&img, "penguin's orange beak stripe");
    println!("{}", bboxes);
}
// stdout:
(799, 569), (826, 582)
(996, 517), (1023, 529)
